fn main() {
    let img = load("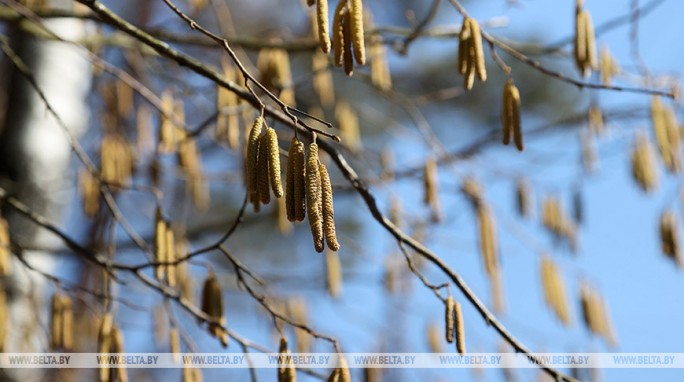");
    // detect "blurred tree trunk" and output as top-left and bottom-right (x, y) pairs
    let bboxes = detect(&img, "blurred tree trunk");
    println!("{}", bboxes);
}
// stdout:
(0, 1), (91, 380)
